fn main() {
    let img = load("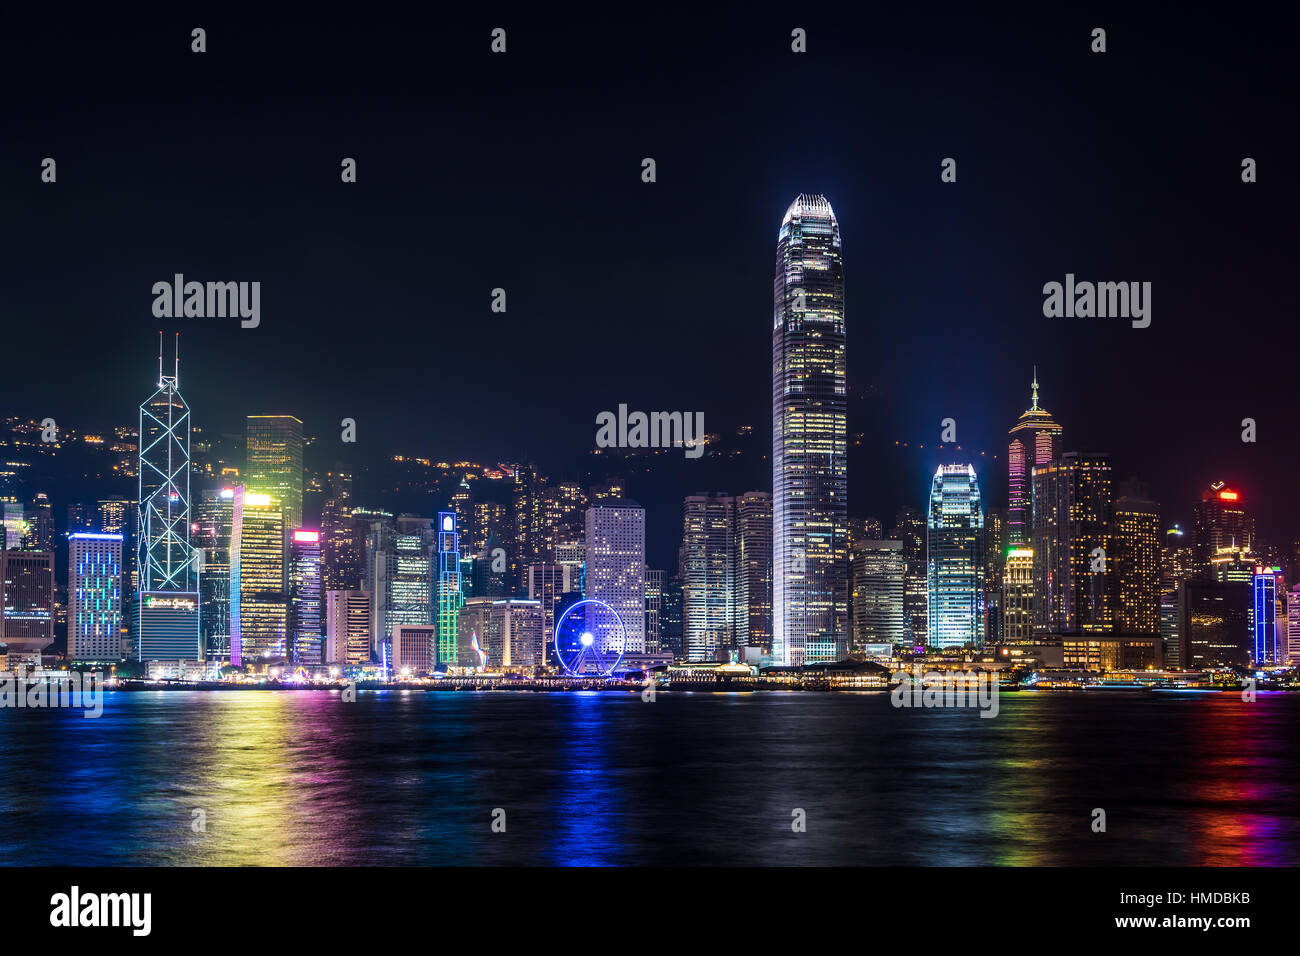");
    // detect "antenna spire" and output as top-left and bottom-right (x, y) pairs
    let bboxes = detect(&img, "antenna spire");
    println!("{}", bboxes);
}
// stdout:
(174, 332), (180, 385)
(1031, 366), (1040, 411)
